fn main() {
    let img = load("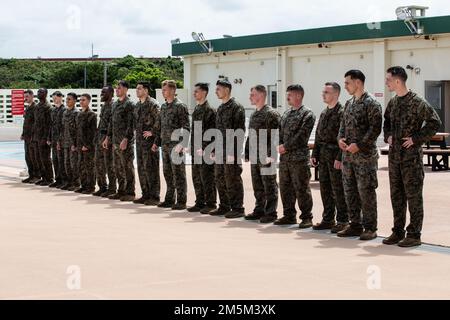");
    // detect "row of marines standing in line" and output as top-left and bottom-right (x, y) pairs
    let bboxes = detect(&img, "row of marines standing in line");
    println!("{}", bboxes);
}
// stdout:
(20, 66), (441, 248)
